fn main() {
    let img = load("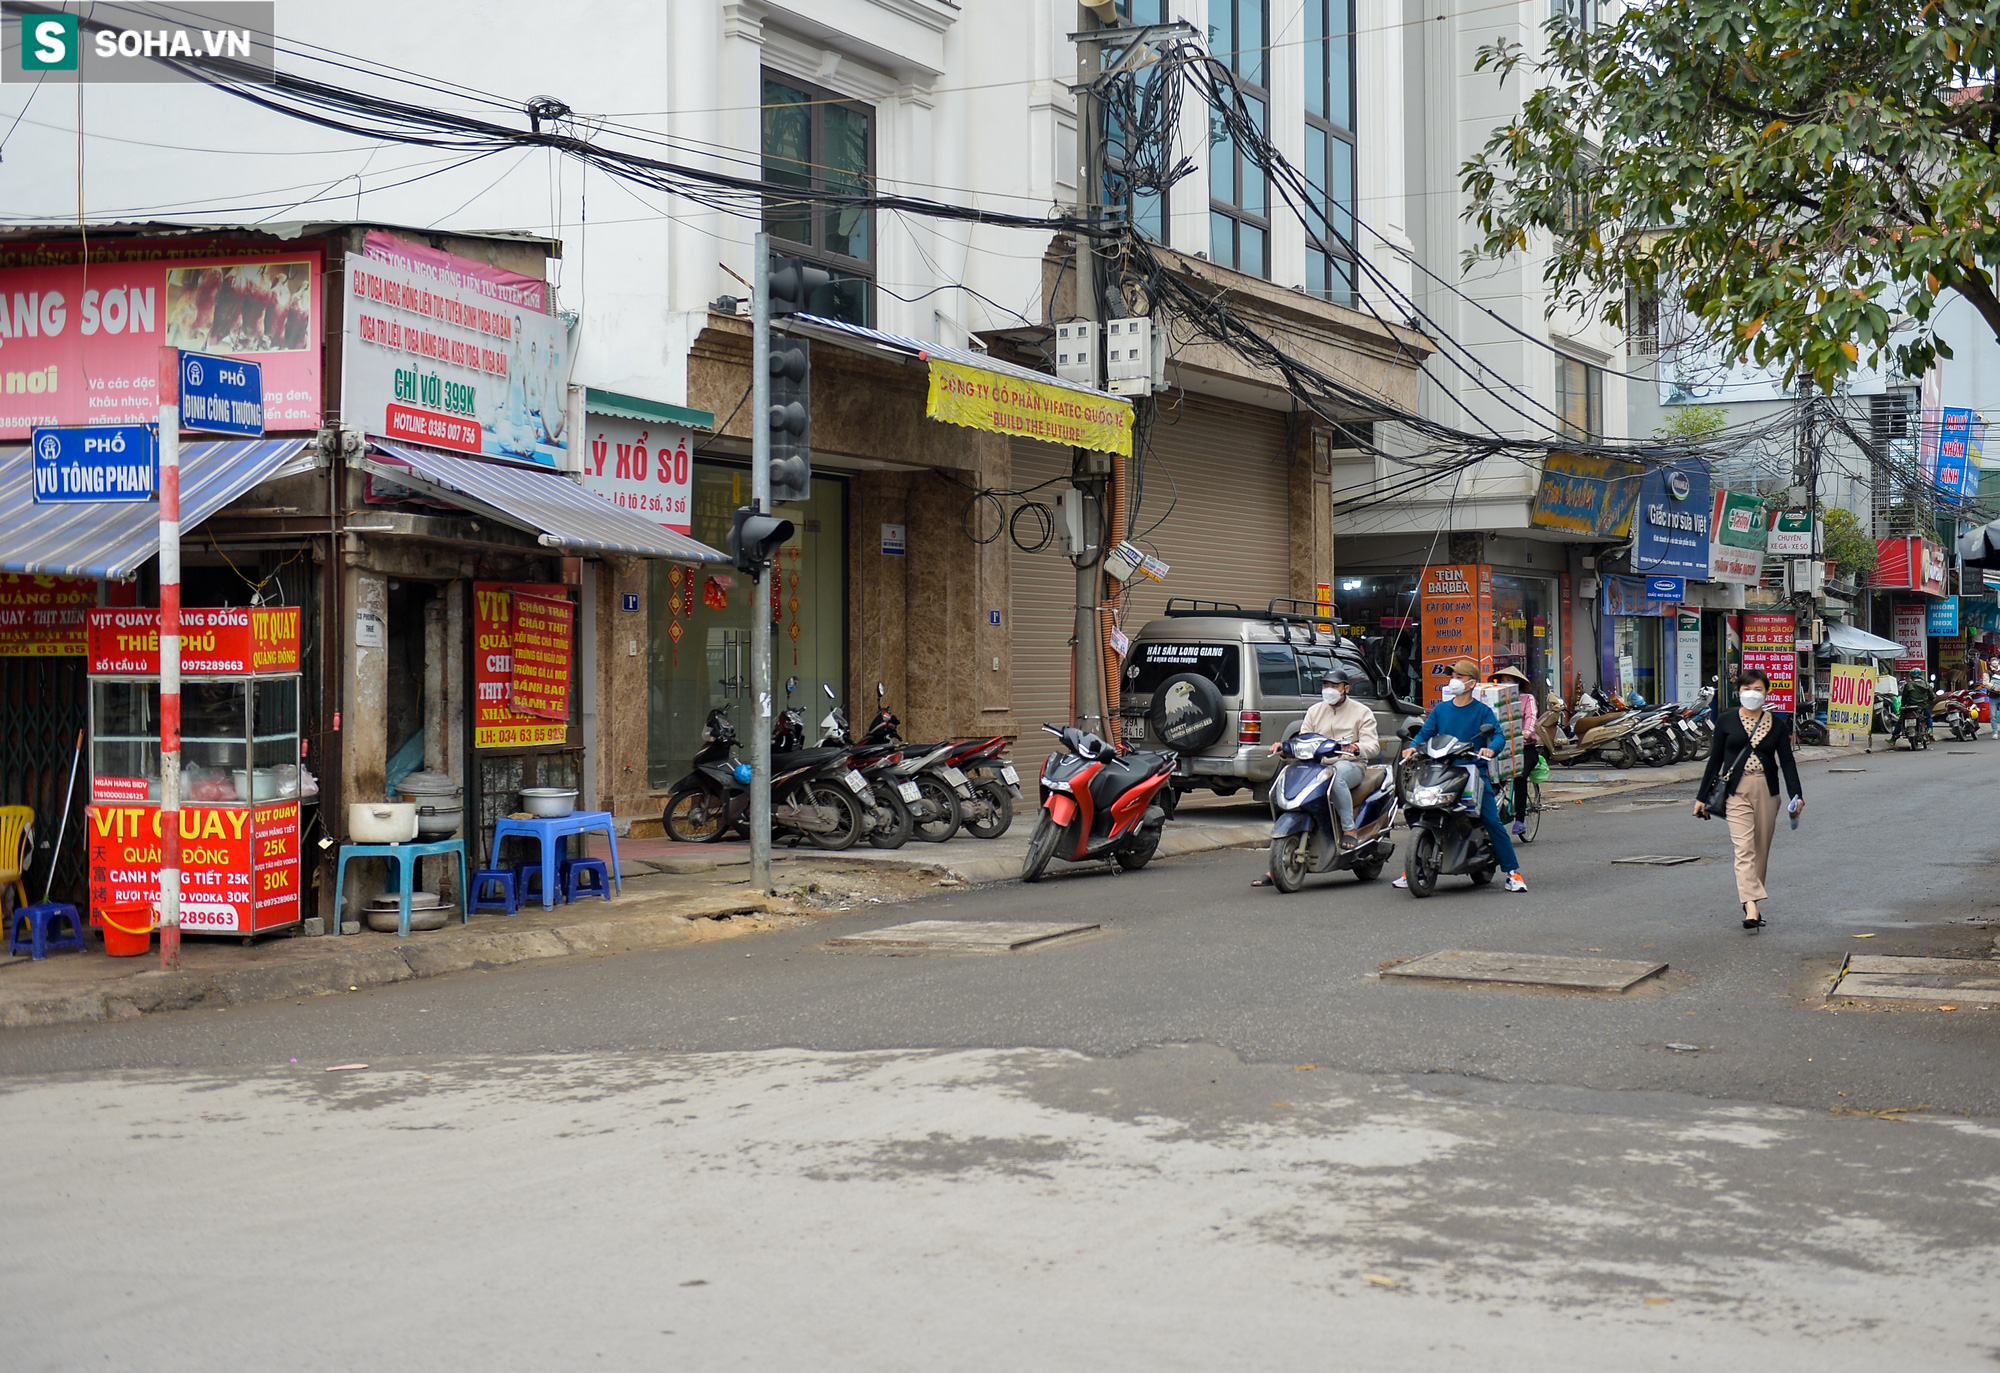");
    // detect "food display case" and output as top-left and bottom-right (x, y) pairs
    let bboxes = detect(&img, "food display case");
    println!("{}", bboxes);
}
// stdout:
(85, 607), (308, 939)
